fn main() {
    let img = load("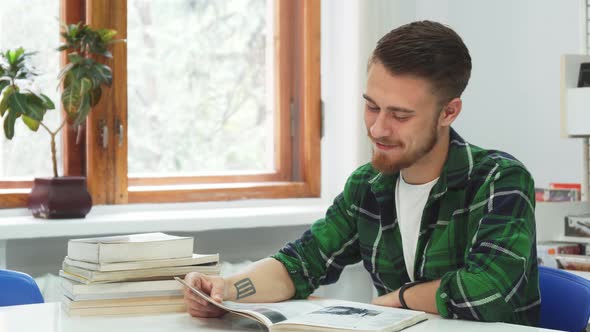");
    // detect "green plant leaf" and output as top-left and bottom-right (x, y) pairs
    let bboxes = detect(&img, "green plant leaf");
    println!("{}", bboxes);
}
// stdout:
(21, 114), (39, 131)
(24, 94), (48, 121)
(3, 109), (19, 139)
(80, 77), (93, 95)
(0, 81), (9, 116)
(89, 87), (102, 107)
(61, 82), (81, 117)
(67, 23), (80, 38)
(0, 81), (8, 94)
(7, 48), (24, 65)
(59, 65), (75, 86)
(96, 49), (112, 58)
(0, 85), (16, 117)
(73, 93), (91, 126)
(39, 94), (55, 110)
(8, 92), (43, 121)
(67, 53), (84, 64)
(90, 64), (112, 86)
(97, 29), (117, 43)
